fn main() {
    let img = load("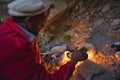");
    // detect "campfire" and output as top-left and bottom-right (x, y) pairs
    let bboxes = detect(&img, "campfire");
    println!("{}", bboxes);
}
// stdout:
(41, 43), (96, 72)
(41, 42), (120, 80)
